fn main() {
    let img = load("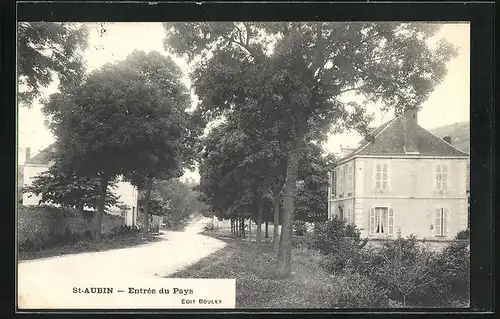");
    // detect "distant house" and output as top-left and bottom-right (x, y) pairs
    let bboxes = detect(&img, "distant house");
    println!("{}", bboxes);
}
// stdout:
(21, 145), (139, 227)
(328, 108), (469, 240)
